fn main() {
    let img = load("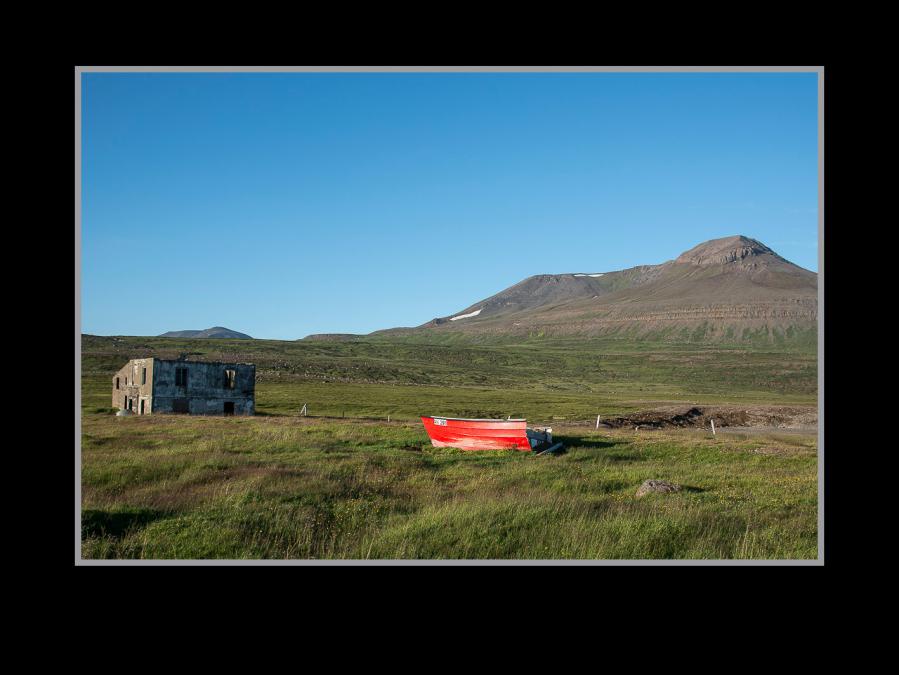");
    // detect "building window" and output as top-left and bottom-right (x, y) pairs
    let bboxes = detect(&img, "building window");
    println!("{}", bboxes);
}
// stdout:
(224, 369), (236, 389)
(141, 368), (147, 385)
(115, 377), (120, 389)
(175, 368), (189, 387)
